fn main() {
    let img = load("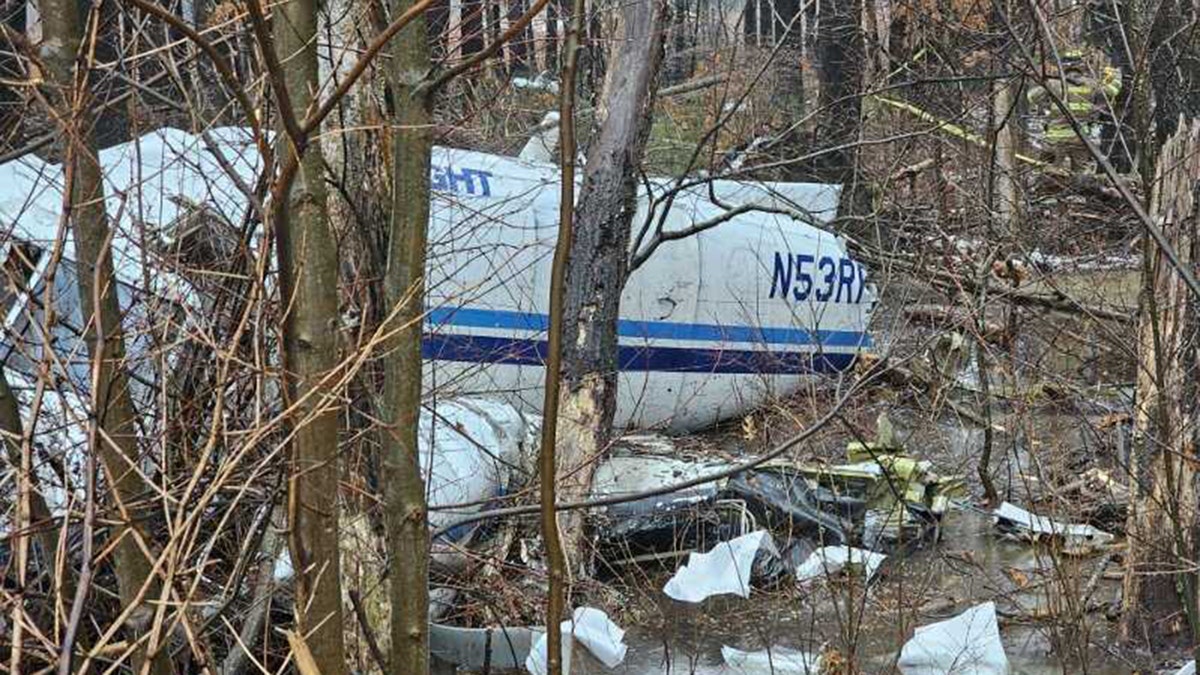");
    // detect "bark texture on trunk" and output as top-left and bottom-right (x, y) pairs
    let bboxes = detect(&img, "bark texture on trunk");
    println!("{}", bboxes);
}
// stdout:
(555, 0), (668, 571)
(773, 0), (804, 121)
(742, 0), (759, 44)
(273, 0), (348, 670)
(1120, 119), (1200, 648)
(381, 0), (433, 671)
(37, 1), (171, 671)
(507, 0), (534, 74)
(544, 0), (560, 72)
(991, 77), (1019, 231)
(808, 0), (866, 215)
